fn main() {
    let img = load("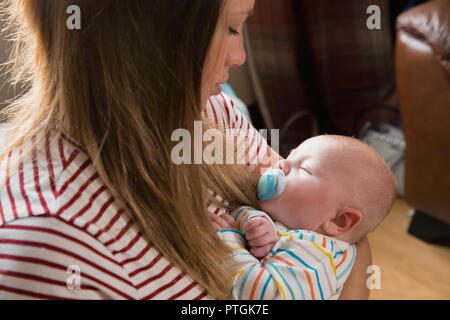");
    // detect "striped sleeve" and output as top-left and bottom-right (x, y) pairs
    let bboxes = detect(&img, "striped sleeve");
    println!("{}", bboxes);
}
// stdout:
(0, 216), (135, 299)
(205, 93), (282, 176)
(232, 206), (277, 235)
(0, 134), (211, 300)
(217, 228), (356, 300)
